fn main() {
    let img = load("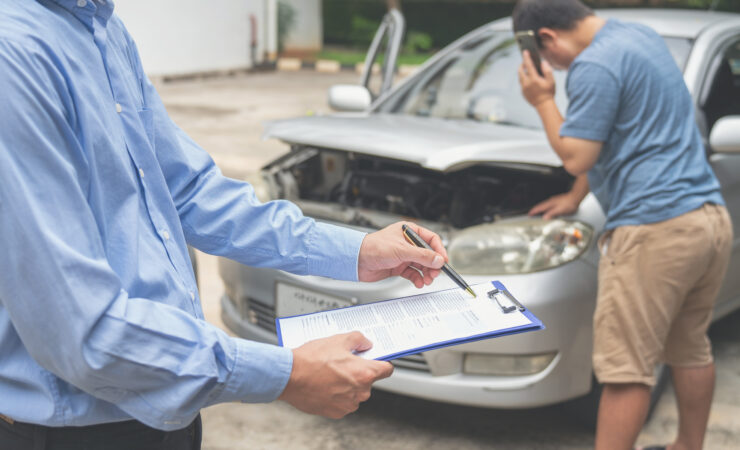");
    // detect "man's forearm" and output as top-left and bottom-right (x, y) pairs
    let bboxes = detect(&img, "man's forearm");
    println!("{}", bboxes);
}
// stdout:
(569, 173), (590, 204)
(518, 54), (602, 176)
(535, 99), (602, 176)
(535, 99), (573, 164)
